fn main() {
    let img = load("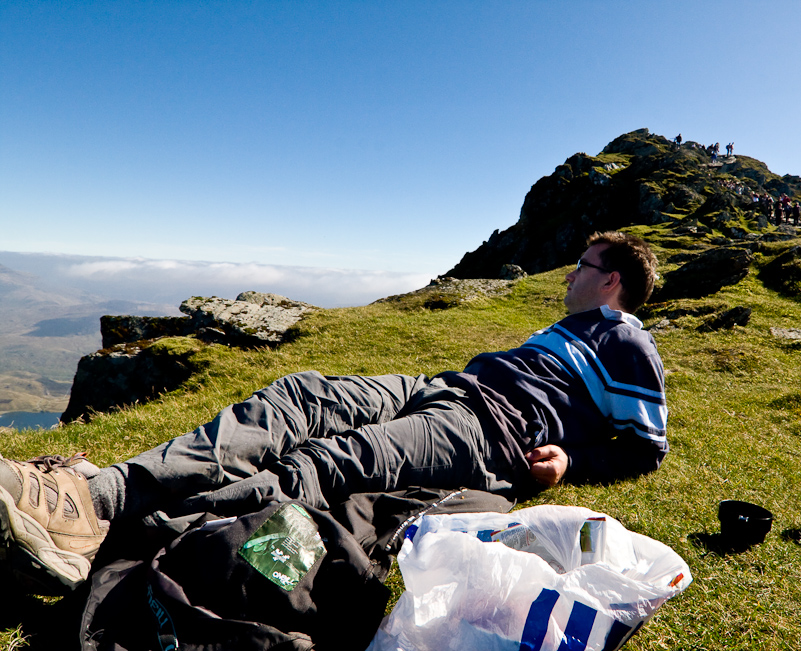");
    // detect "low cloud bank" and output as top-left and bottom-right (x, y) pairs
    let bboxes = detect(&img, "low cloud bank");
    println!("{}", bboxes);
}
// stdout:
(0, 251), (434, 309)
